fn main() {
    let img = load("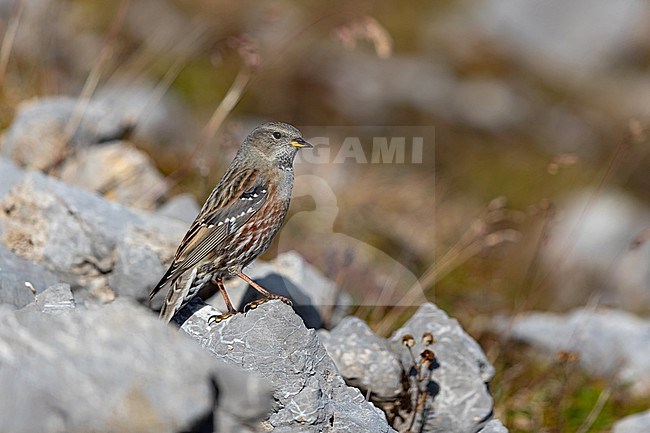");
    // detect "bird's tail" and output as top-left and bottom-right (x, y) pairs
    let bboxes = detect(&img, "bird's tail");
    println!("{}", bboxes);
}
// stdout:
(158, 288), (179, 323)
(150, 266), (179, 322)
(157, 268), (197, 323)
(150, 267), (173, 302)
